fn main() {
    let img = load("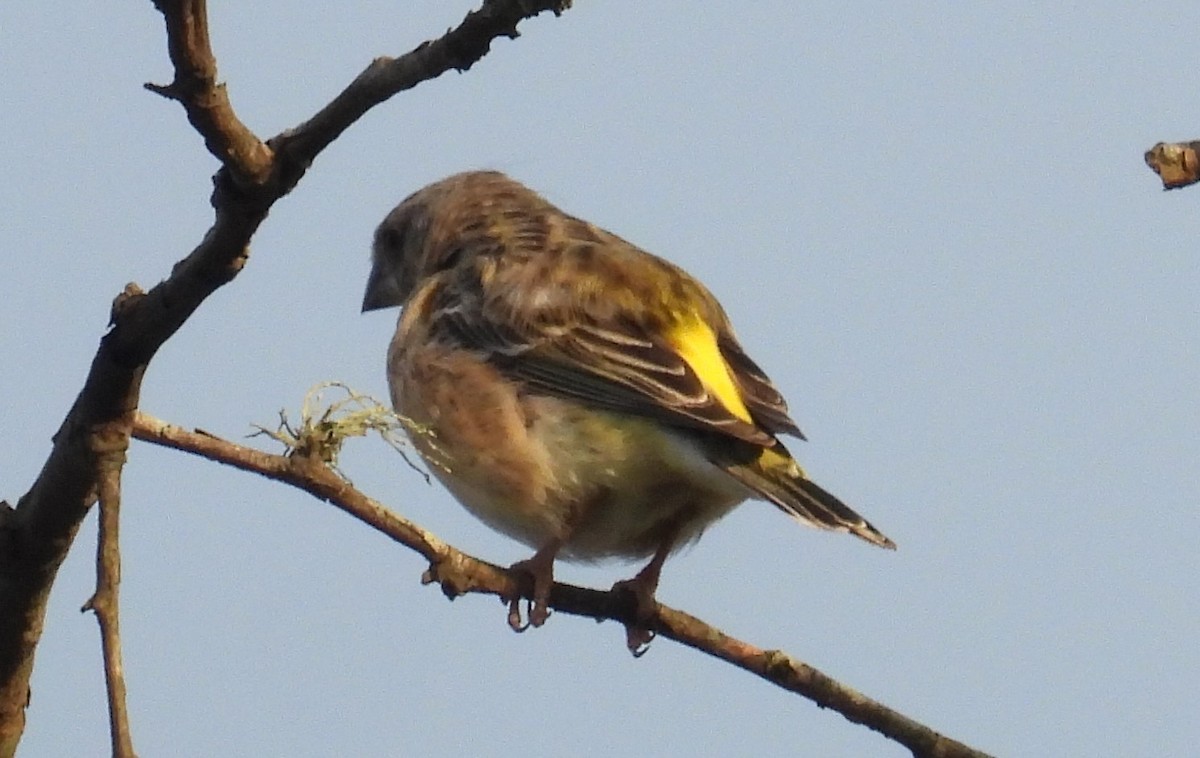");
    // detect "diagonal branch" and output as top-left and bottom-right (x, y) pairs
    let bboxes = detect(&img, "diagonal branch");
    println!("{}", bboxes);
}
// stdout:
(274, 0), (573, 172)
(130, 412), (994, 758)
(0, 2), (573, 753)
